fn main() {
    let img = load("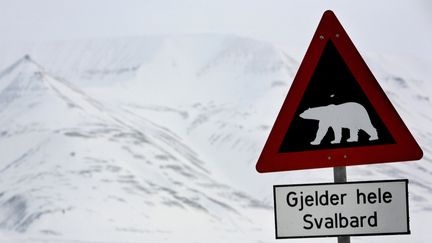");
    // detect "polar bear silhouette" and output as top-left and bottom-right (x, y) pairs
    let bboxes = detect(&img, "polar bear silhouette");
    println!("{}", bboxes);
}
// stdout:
(299, 102), (378, 145)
